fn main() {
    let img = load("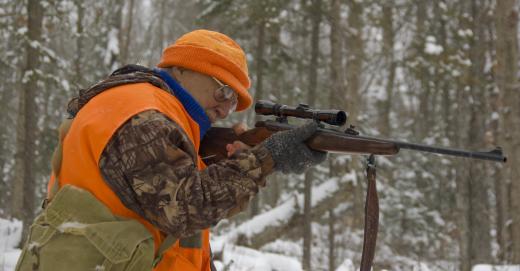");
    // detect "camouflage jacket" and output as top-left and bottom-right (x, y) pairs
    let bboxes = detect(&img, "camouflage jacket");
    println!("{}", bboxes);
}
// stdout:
(67, 65), (274, 239)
